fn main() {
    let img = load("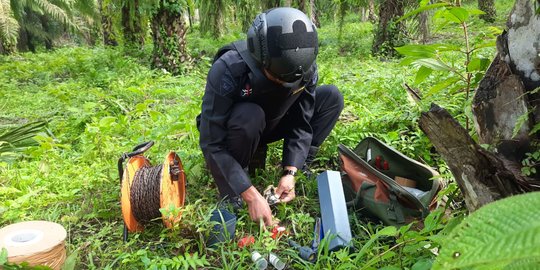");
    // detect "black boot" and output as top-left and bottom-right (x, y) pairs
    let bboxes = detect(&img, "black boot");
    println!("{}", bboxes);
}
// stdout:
(302, 146), (319, 178)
